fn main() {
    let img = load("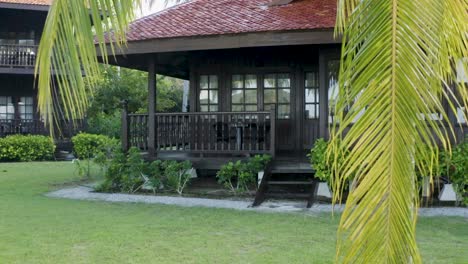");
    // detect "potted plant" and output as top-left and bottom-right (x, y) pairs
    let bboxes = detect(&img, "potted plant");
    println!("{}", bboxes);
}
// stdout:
(309, 139), (333, 198)
(415, 144), (441, 202)
(439, 141), (467, 205)
(251, 155), (272, 186)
